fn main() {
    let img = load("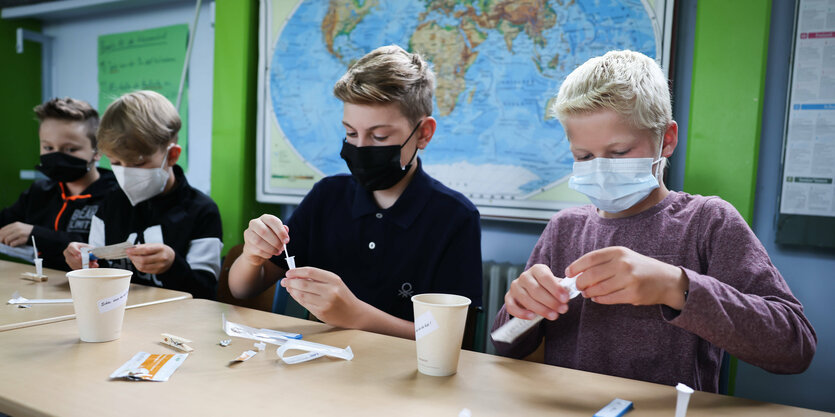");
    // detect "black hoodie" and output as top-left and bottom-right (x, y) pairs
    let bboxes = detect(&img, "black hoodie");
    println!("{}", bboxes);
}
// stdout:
(91, 165), (222, 299)
(0, 168), (118, 270)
